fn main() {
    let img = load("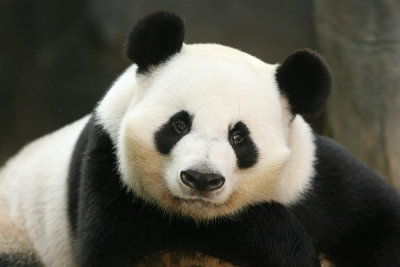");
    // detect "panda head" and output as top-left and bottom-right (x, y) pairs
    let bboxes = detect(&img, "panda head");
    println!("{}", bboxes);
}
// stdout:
(97, 12), (331, 220)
